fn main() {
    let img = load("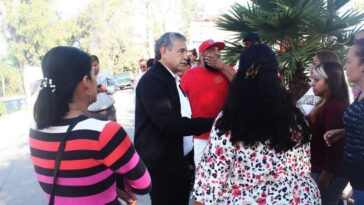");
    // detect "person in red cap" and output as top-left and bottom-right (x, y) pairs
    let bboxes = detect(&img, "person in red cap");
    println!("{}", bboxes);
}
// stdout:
(180, 39), (236, 166)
